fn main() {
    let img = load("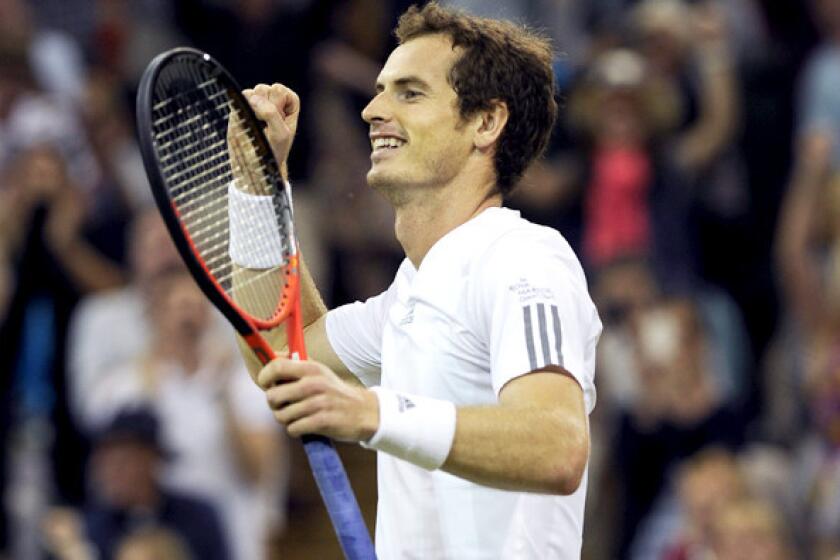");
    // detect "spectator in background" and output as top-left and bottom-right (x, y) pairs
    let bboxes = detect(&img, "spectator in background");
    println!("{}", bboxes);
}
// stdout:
(609, 296), (742, 557)
(583, 256), (662, 558)
(709, 498), (794, 560)
(584, 254), (751, 557)
(772, 0), (840, 449)
(591, 256), (661, 415)
(0, 143), (126, 546)
(80, 67), (153, 218)
(0, 145), (124, 294)
(568, 48), (681, 275)
(0, 0), (87, 105)
(114, 527), (192, 560)
(66, 208), (181, 424)
(0, 40), (99, 191)
(84, 270), (286, 560)
(659, 448), (749, 560)
(631, 0), (740, 175)
(564, 0), (740, 290)
(712, 498), (797, 560)
(41, 407), (229, 560)
(794, 352), (840, 558)
(634, 0), (755, 307)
